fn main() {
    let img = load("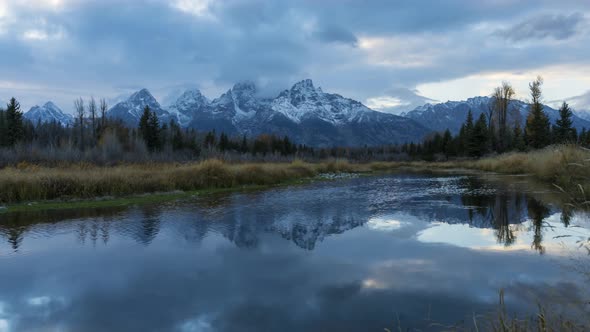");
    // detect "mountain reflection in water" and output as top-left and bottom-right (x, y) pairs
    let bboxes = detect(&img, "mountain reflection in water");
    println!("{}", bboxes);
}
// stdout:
(0, 173), (588, 332)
